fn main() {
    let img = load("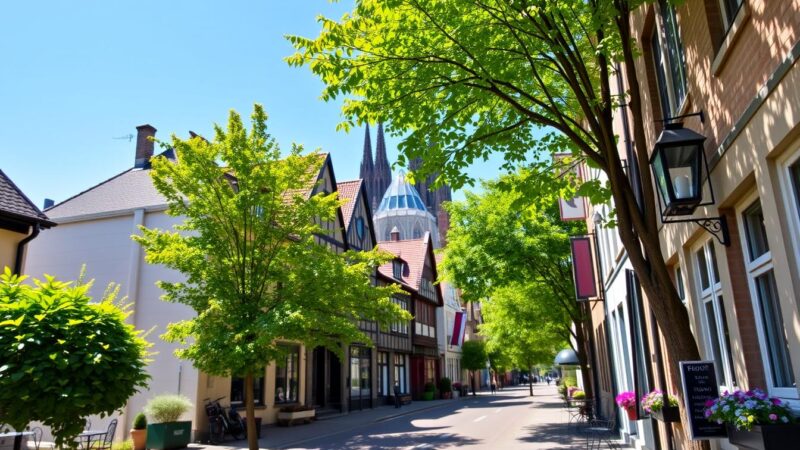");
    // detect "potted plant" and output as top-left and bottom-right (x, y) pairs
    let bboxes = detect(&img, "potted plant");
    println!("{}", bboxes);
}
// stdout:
(439, 377), (452, 399)
(130, 413), (147, 450)
(704, 388), (799, 449)
(571, 390), (586, 399)
(277, 405), (315, 426)
(642, 390), (679, 423)
(452, 382), (462, 400)
(616, 391), (638, 421)
(423, 382), (436, 401)
(144, 394), (193, 450)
